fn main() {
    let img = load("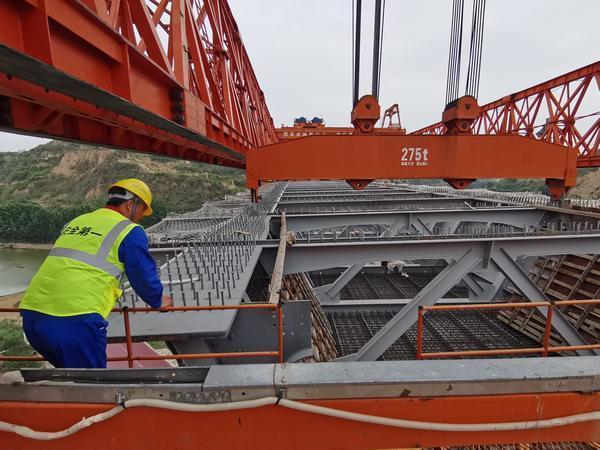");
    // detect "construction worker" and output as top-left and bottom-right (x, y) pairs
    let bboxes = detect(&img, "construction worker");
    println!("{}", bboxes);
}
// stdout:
(20, 179), (173, 368)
